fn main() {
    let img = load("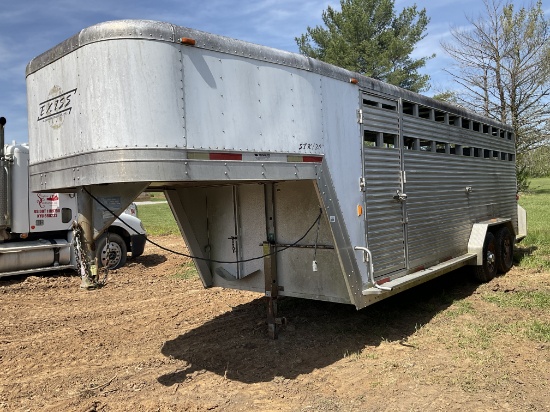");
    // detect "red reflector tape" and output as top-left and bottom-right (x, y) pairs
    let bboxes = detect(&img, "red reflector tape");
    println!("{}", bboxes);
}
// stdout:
(377, 277), (391, 285)
(209, 153), (243, 161)
(302, 156), (323, 163)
